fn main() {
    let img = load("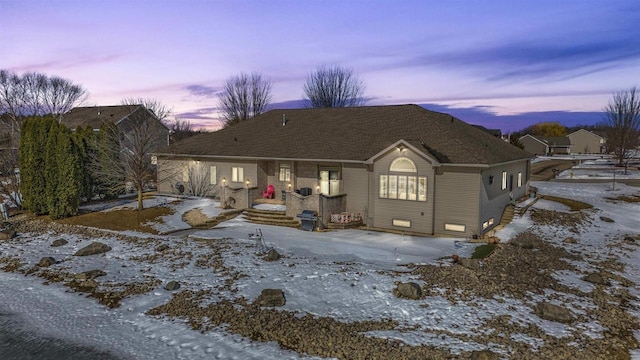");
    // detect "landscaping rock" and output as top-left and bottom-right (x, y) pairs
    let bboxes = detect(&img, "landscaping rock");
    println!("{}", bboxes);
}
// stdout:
(254, 288), (286, 307)
(51, 239), (68, 247)
(0, 229), (16, 240)
(470, 350), (499, 360)
(600, 216), (615, 223)
(264, 248), (281, 261)
(583, 272), (609, 286)
(74, 242), (112, 256)
(38, 257), (56, 267)
(563, 237), (577, 244)
(535, 302), (573, 323)
(459, 258), (482, 271)
(394, 282), (423, 300)
(76, 269), (107, 280)
(156, 244), (170, 252)
(509, 234), (536, 249)
(164, 281), (180, 291)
